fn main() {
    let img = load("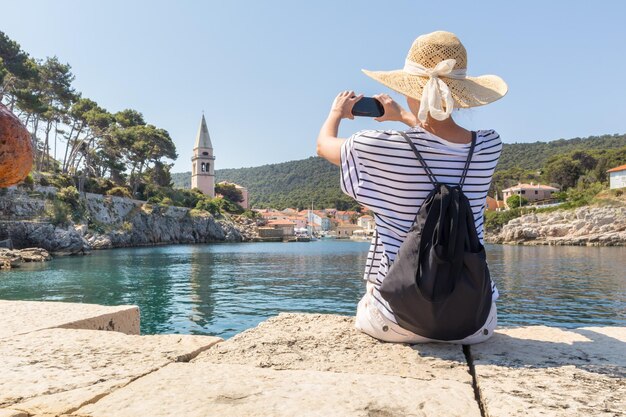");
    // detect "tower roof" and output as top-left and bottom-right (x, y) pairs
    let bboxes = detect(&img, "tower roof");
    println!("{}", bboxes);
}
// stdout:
(194, 114), (213, 149)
